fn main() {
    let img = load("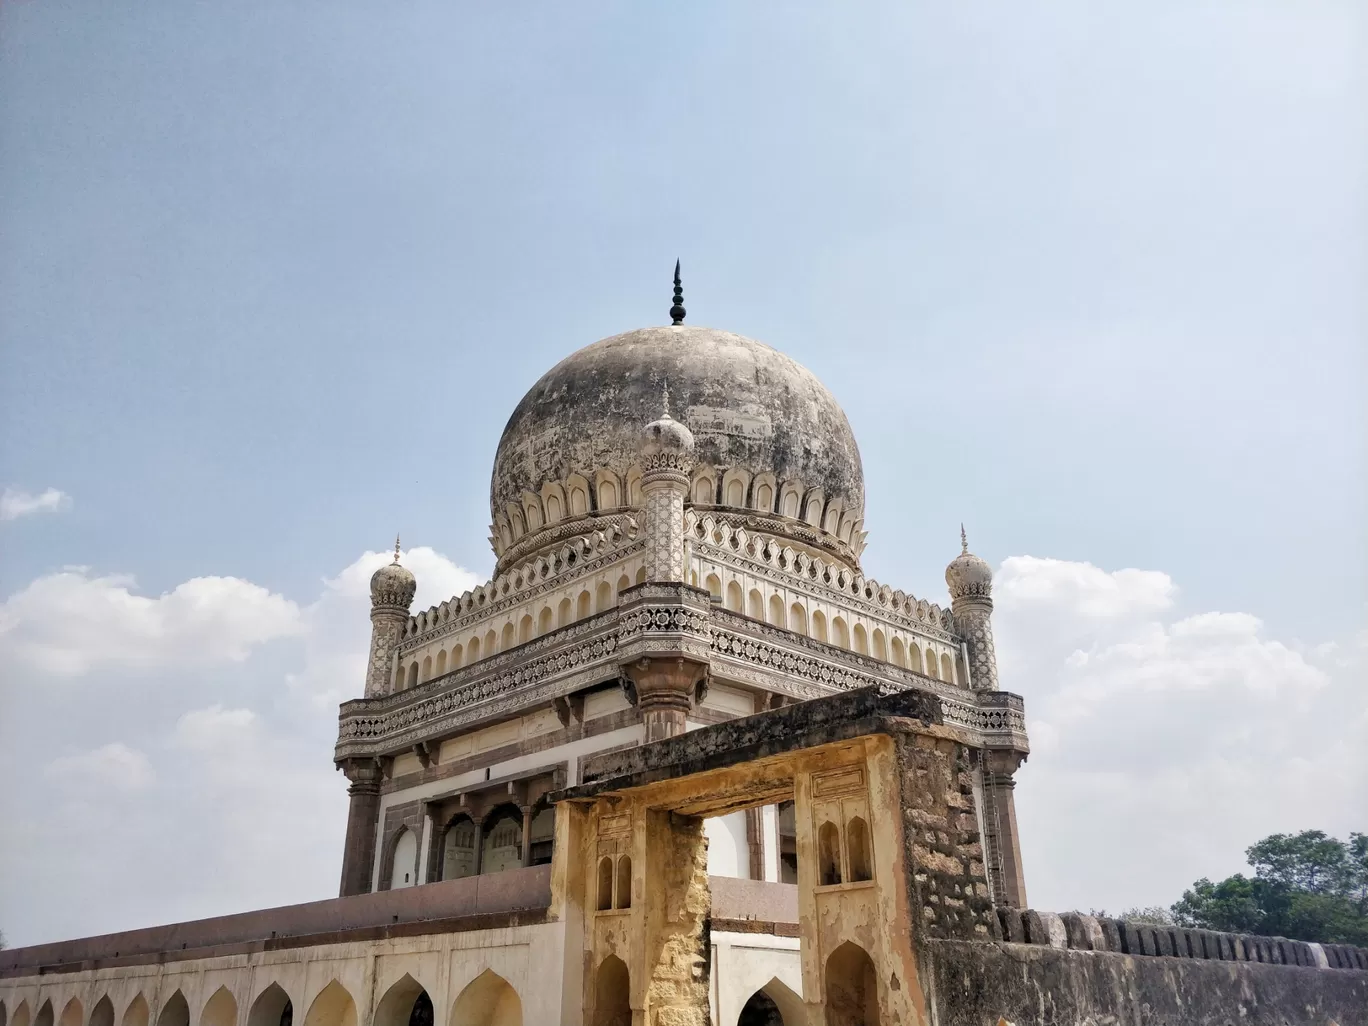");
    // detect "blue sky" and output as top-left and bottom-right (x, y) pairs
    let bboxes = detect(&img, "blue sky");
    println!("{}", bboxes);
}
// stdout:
(1, 1), (1364, 945)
